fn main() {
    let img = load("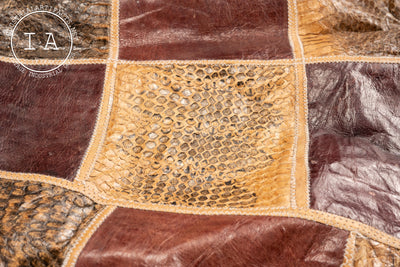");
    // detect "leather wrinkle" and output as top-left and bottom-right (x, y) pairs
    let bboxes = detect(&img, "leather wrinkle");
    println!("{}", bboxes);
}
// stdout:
(298, 0), (400, 57)
(307, 62), (400, 238)
(119, 0), (292, 60)
(0, 61), (106, 180)
(76, 208), (349, 267)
